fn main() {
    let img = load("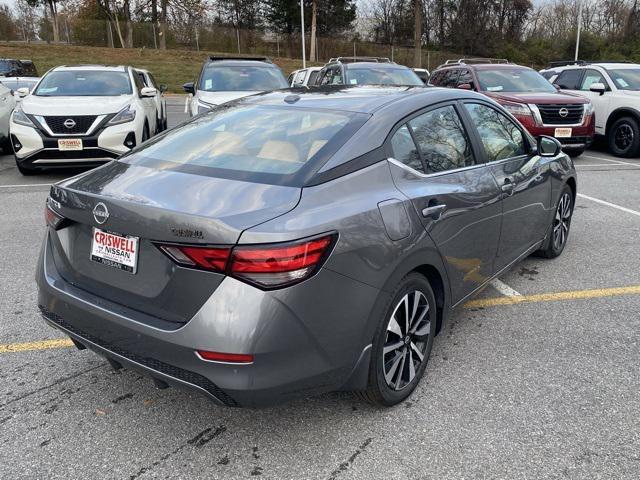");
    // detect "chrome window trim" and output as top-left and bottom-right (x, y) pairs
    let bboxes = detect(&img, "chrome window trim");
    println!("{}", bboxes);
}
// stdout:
(387, 157), (486, 178)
